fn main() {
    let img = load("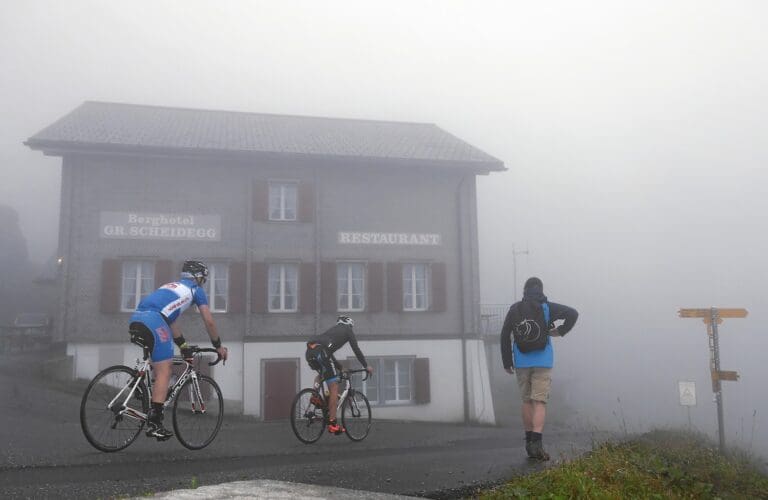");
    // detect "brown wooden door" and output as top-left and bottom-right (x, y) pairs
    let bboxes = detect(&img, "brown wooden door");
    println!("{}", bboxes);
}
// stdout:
(263, 359), (298, 420)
